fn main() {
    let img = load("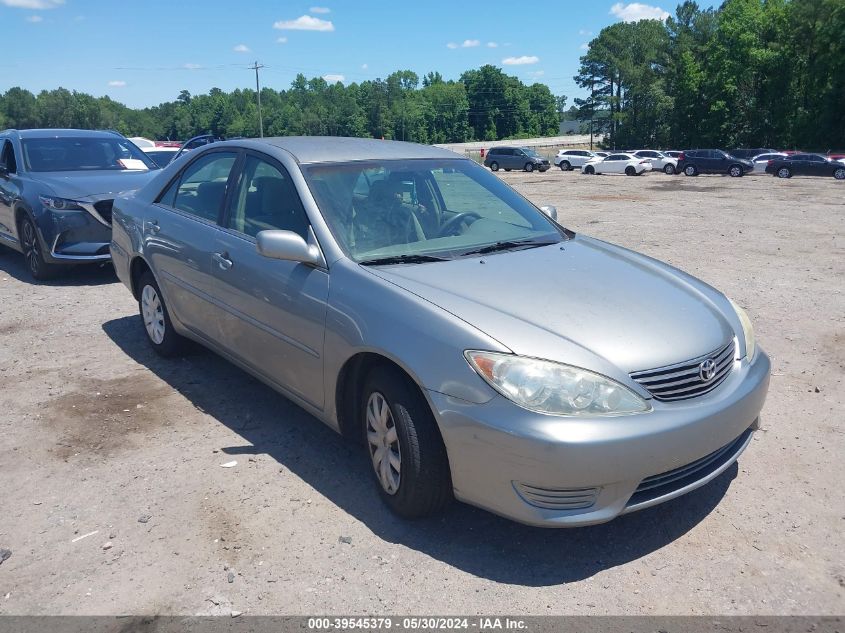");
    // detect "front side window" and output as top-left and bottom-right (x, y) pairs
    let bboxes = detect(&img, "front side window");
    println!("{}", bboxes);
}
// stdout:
(225, 155), (310, 239)
(303, 158), (564, 263)
(163, 151), (237, 222)
(21, 137), (157, 172)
